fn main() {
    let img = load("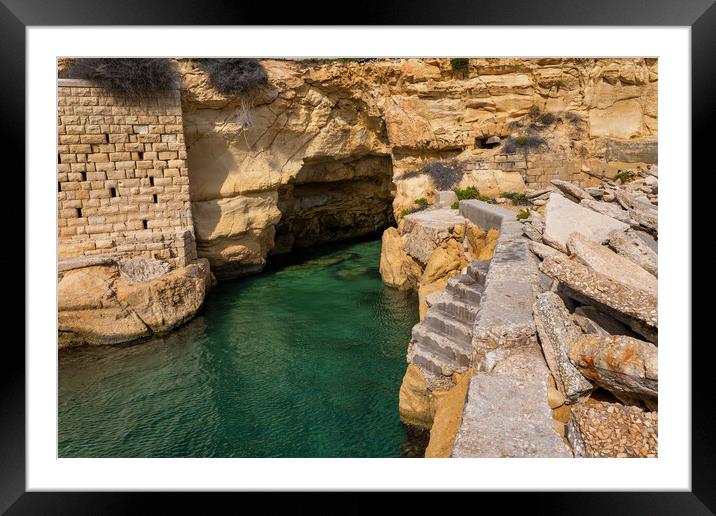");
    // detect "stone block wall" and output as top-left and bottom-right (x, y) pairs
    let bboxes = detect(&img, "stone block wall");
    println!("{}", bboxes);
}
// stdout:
(57, 79), (197, 267)
(461, 137), (658, 190)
